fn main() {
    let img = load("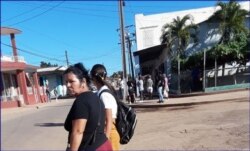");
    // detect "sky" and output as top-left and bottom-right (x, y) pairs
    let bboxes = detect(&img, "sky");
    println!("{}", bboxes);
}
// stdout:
(1, 0), (221, 75)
